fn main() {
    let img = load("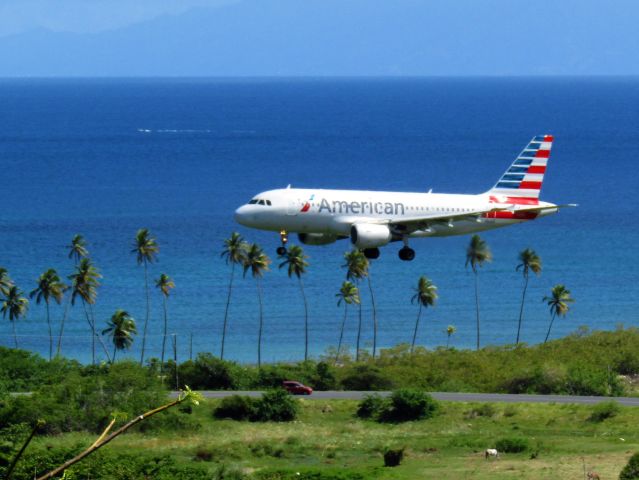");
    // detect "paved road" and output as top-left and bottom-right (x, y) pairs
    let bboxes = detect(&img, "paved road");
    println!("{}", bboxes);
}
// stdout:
(190, 390), (639, 406)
